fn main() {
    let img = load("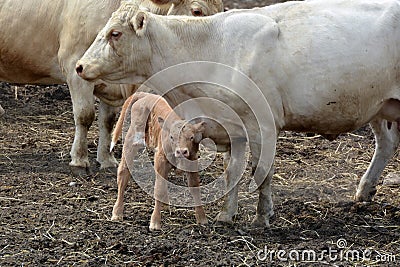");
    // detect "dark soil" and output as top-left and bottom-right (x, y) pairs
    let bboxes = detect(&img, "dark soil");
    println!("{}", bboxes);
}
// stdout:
(1, 1), (399, 266)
